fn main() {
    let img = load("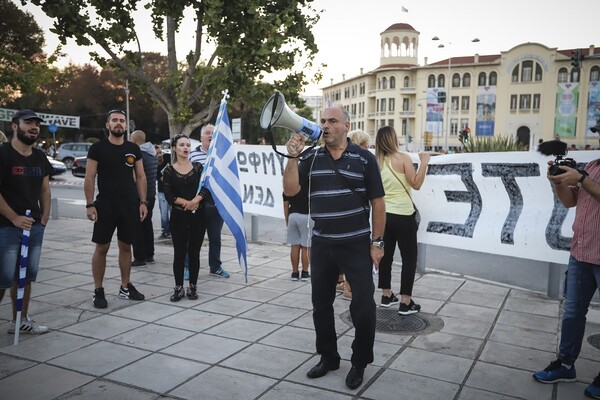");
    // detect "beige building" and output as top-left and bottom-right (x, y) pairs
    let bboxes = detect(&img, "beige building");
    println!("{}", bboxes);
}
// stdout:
(322, 23), (600, 152)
